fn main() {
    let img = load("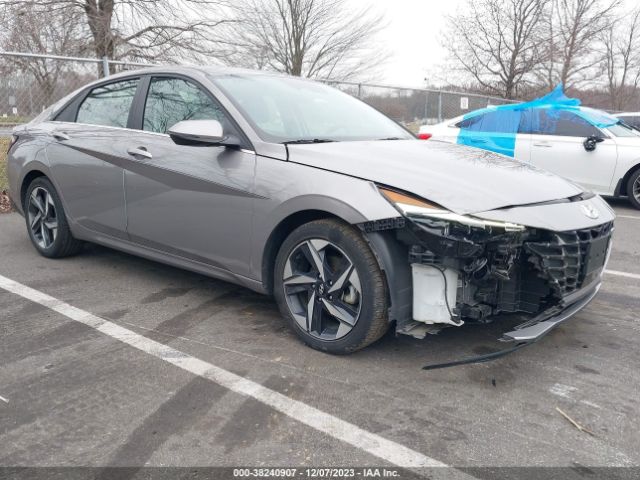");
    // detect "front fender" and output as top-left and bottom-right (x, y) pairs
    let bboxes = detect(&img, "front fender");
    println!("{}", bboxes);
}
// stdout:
(250, 157), (401, 284)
